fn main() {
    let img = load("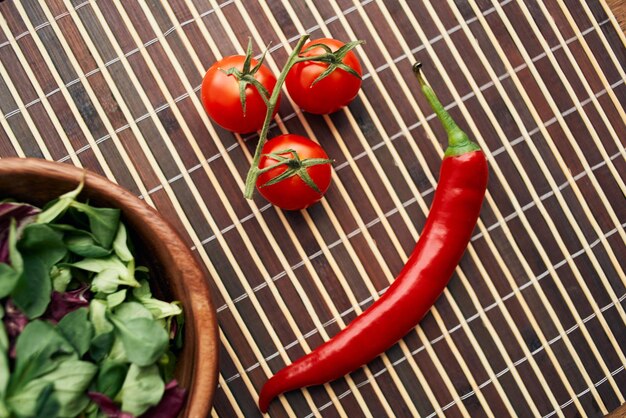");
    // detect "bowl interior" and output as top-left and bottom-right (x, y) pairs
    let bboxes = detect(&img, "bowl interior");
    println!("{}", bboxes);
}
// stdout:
(0, 158), (218, 417)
